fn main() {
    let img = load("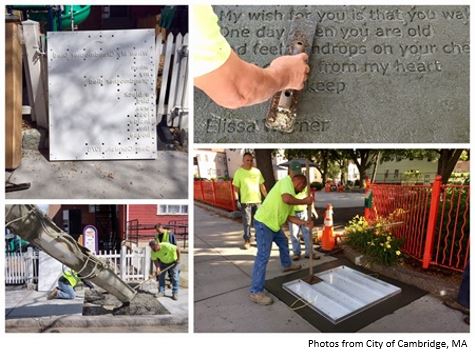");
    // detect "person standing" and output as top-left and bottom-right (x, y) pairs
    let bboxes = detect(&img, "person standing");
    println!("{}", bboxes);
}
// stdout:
(286, 160), (319, 261)
(233, 152), (267, 249)
(155, 223), (176, 245)
(149, 240), (180, 300)
(249, 174), (313, 305)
